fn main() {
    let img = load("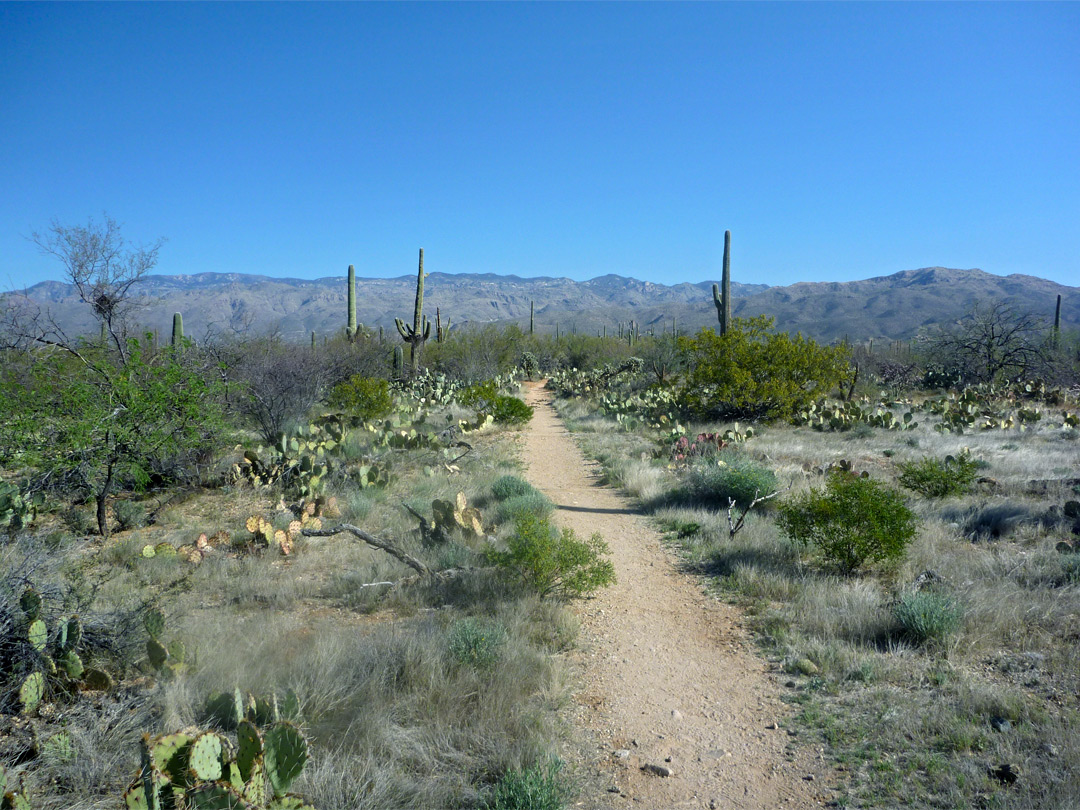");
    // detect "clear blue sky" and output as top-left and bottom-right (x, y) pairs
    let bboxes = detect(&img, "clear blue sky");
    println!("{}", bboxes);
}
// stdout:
(2, 2), (1077, 290)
